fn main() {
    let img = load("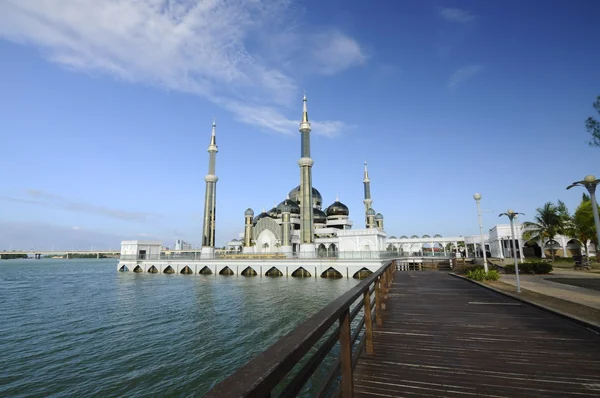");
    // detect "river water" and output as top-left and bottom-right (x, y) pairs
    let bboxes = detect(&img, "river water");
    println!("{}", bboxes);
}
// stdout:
(0, 259), (360, 397)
